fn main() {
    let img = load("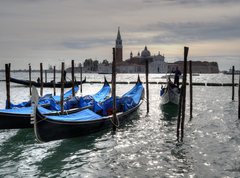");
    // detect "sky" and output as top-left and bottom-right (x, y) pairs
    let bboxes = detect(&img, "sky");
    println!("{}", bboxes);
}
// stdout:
(0, 0), (239, 70)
